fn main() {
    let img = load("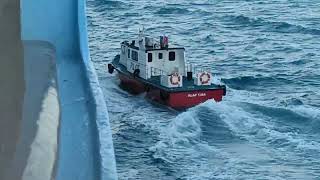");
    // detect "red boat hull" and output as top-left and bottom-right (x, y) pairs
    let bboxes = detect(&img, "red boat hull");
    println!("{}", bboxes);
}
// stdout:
(167, 89), (224, 109)
(117, 72), (225, 109)
(118, 73), (146, 94)
(146, 88), (224, 109)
